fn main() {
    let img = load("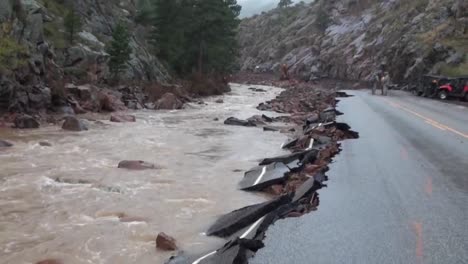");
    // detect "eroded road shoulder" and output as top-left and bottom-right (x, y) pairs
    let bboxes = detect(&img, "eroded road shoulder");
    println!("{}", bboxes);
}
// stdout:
(166, 81), (359, 264)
